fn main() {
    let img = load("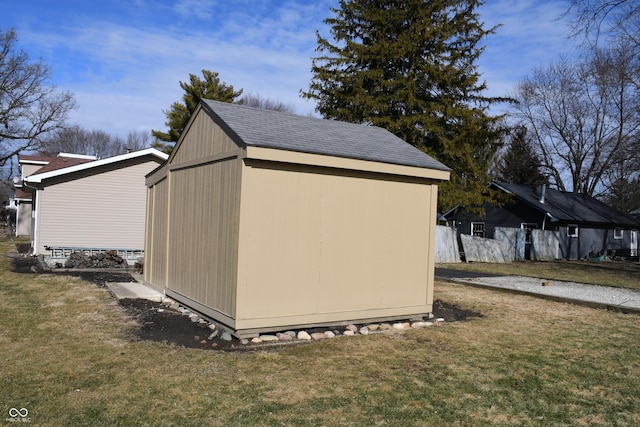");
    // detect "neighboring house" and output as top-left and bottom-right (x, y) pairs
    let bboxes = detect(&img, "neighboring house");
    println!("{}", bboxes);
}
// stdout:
(444, 181), (640, 260)
(15, 154), (99, 239)
(144, 99), (450, 338)
(22, 148), (168, 264)
(15, 155), (54, 236)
